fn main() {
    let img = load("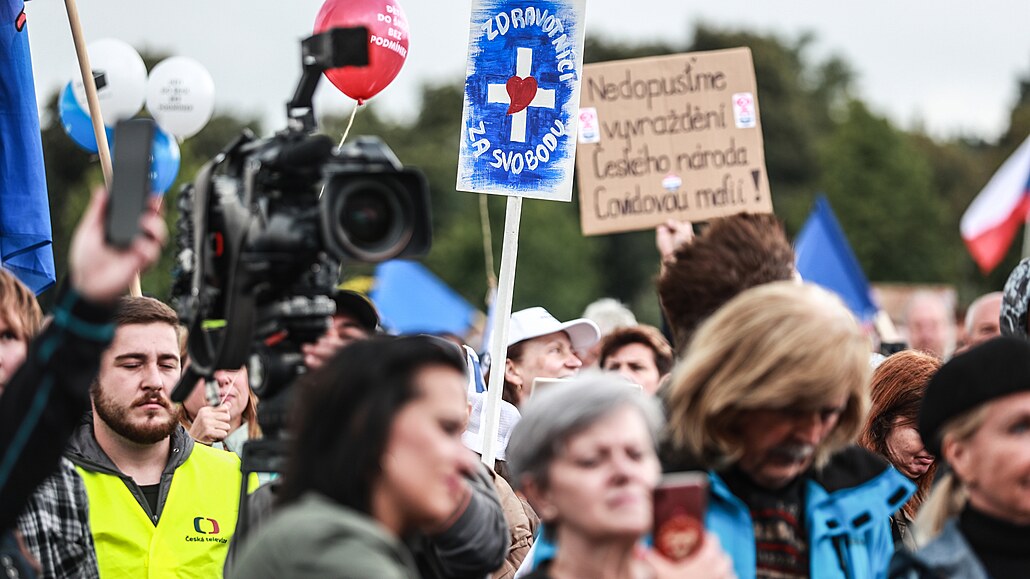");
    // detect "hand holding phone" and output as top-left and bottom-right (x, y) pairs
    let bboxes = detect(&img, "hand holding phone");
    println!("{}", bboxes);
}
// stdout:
(106, 119), (155, 248)
(653, 471), (709, 561)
